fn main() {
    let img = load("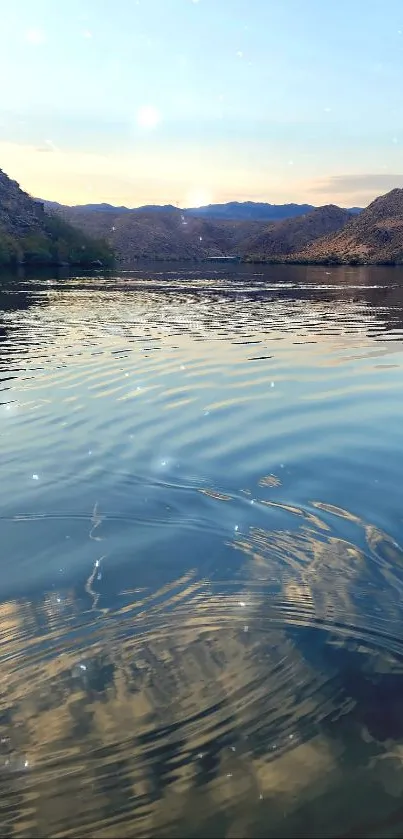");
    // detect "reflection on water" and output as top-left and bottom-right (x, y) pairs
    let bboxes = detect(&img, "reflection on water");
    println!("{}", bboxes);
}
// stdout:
(1, 263), (403, 837)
